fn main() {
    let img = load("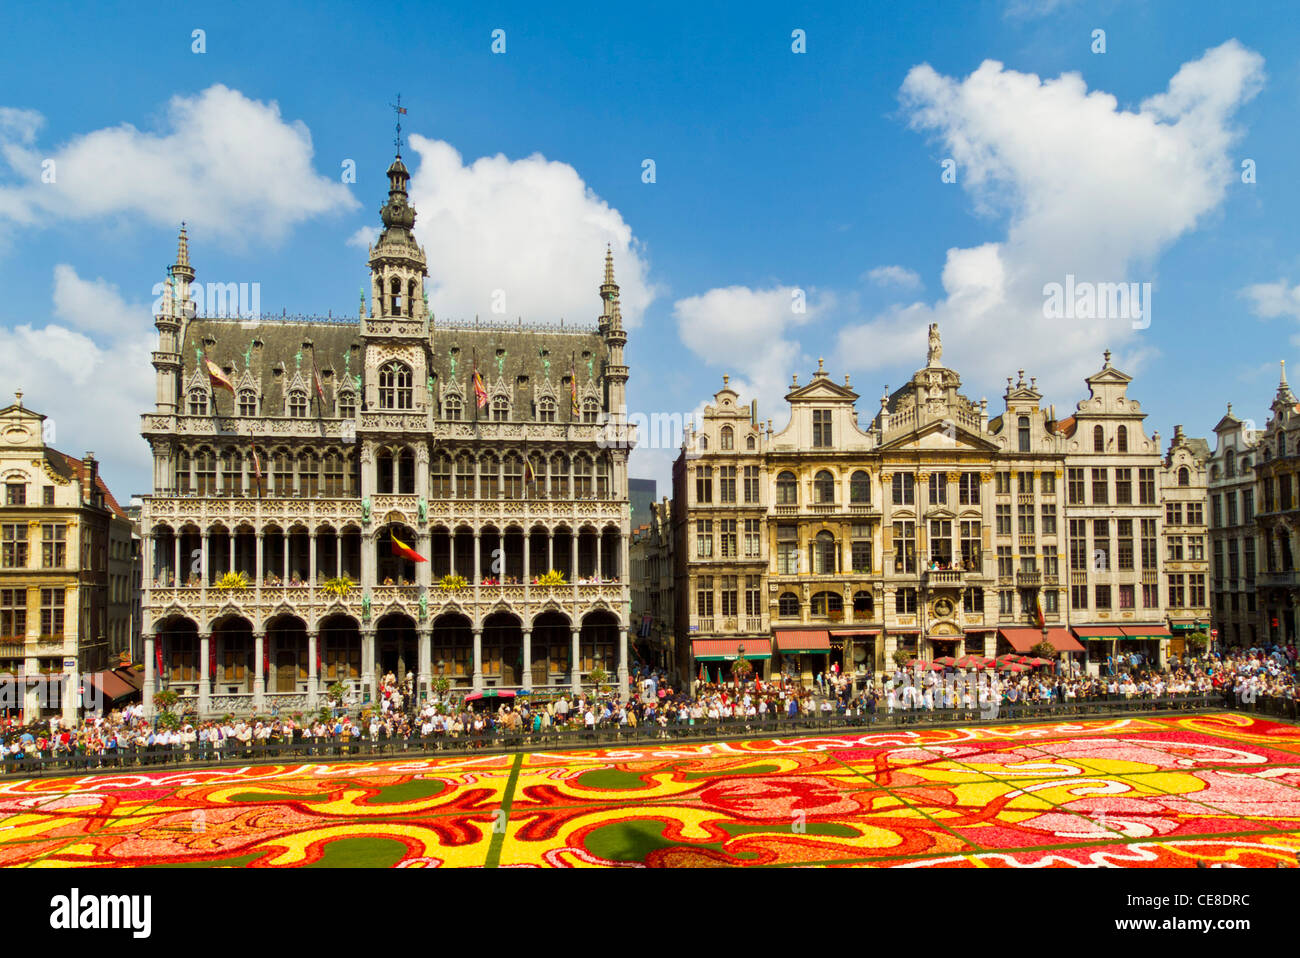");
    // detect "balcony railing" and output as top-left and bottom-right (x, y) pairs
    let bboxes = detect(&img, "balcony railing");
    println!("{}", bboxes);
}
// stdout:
(922, 569), (963, 587)
(1016, 571), (1041, 587)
